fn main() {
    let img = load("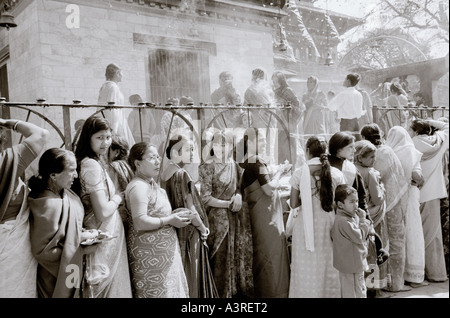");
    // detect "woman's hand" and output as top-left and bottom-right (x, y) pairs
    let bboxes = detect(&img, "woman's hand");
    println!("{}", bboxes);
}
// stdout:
(111, 193), (123, 208)
(279, 161), (292, 175)
(230, 193), (242, 212)
(411, 170), (424, 188)
(169, 211), (192, 228)
(80, 229), (100, 255)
